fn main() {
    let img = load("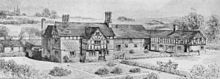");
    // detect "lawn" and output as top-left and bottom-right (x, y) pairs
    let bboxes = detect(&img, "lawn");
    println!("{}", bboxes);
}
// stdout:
(67, 61), (180, 79)
(130, 49), (220, 72)
(0, 57), (100, 79)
